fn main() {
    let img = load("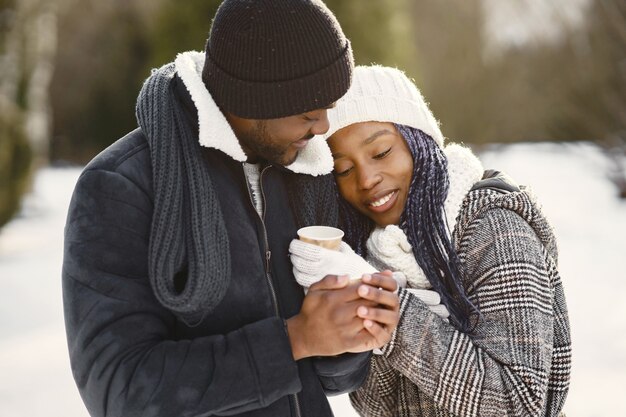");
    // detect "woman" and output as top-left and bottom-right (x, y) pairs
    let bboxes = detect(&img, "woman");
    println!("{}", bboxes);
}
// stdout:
(289, 66), (571, 417)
